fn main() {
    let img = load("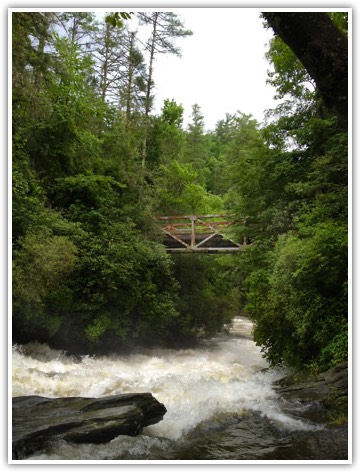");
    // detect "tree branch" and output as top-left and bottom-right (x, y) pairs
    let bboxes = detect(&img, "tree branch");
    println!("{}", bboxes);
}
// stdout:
(262, 12), (348, 128)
